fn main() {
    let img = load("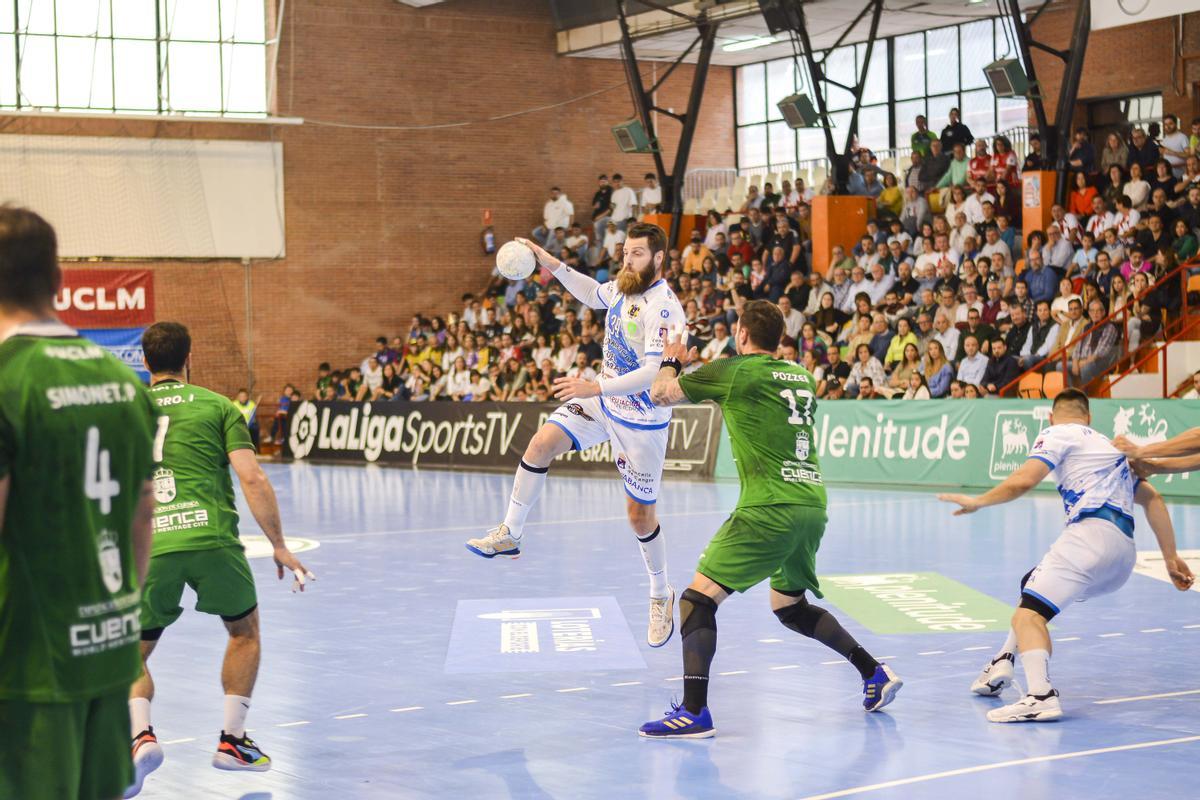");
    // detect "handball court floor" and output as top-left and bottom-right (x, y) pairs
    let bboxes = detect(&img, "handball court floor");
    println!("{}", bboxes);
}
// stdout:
(138, 463), (1200, 800)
